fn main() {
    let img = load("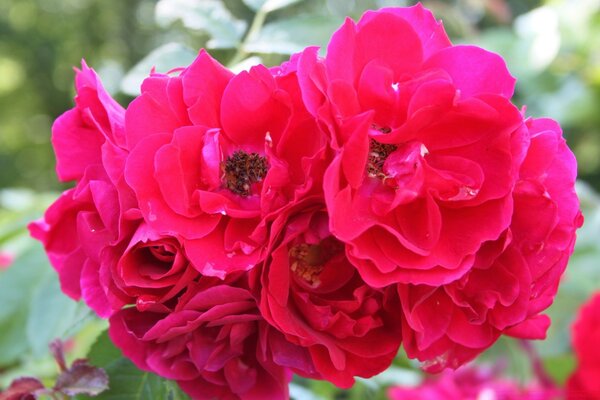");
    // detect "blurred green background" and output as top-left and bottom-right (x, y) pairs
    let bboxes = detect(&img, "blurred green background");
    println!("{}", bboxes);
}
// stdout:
(1, 0), (600, 398)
